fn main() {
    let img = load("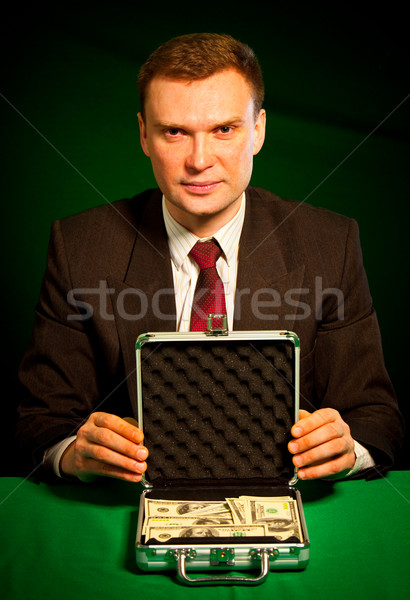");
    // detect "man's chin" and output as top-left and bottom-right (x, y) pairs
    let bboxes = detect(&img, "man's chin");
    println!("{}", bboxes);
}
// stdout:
(164, 192), (243, 236)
